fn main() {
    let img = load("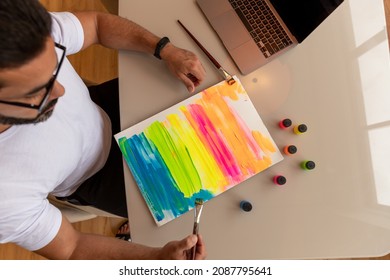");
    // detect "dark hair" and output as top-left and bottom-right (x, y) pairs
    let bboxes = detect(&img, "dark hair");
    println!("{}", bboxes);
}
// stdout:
(0, 0), (52, 69)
